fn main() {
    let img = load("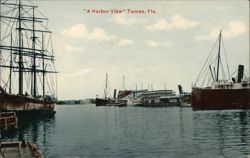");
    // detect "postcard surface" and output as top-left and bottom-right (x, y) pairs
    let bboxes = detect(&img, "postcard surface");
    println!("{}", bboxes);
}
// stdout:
(0, 0), (250, 158)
